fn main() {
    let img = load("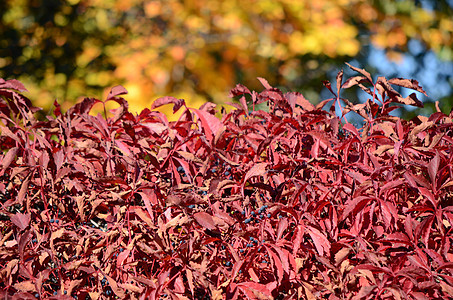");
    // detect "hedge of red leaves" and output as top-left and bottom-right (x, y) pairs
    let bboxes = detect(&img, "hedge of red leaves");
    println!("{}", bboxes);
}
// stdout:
(1, 64), (453, 300)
